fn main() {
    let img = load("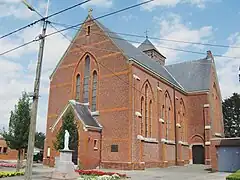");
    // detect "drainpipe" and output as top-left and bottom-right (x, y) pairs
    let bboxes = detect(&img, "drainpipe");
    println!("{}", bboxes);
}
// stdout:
(99, 129), (102, 169)
(174, 87), (178, 165)
(203, 106), (206, 164)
